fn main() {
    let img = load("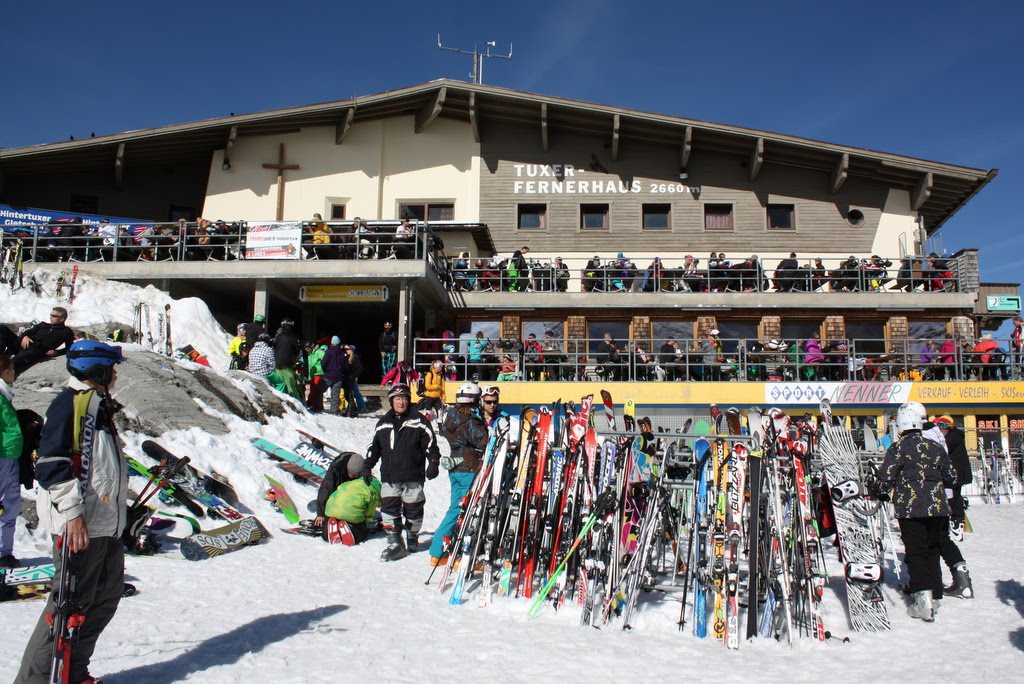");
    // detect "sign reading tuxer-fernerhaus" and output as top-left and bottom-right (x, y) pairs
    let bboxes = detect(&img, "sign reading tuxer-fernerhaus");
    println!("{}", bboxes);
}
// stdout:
(511, 164), (700, 196)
